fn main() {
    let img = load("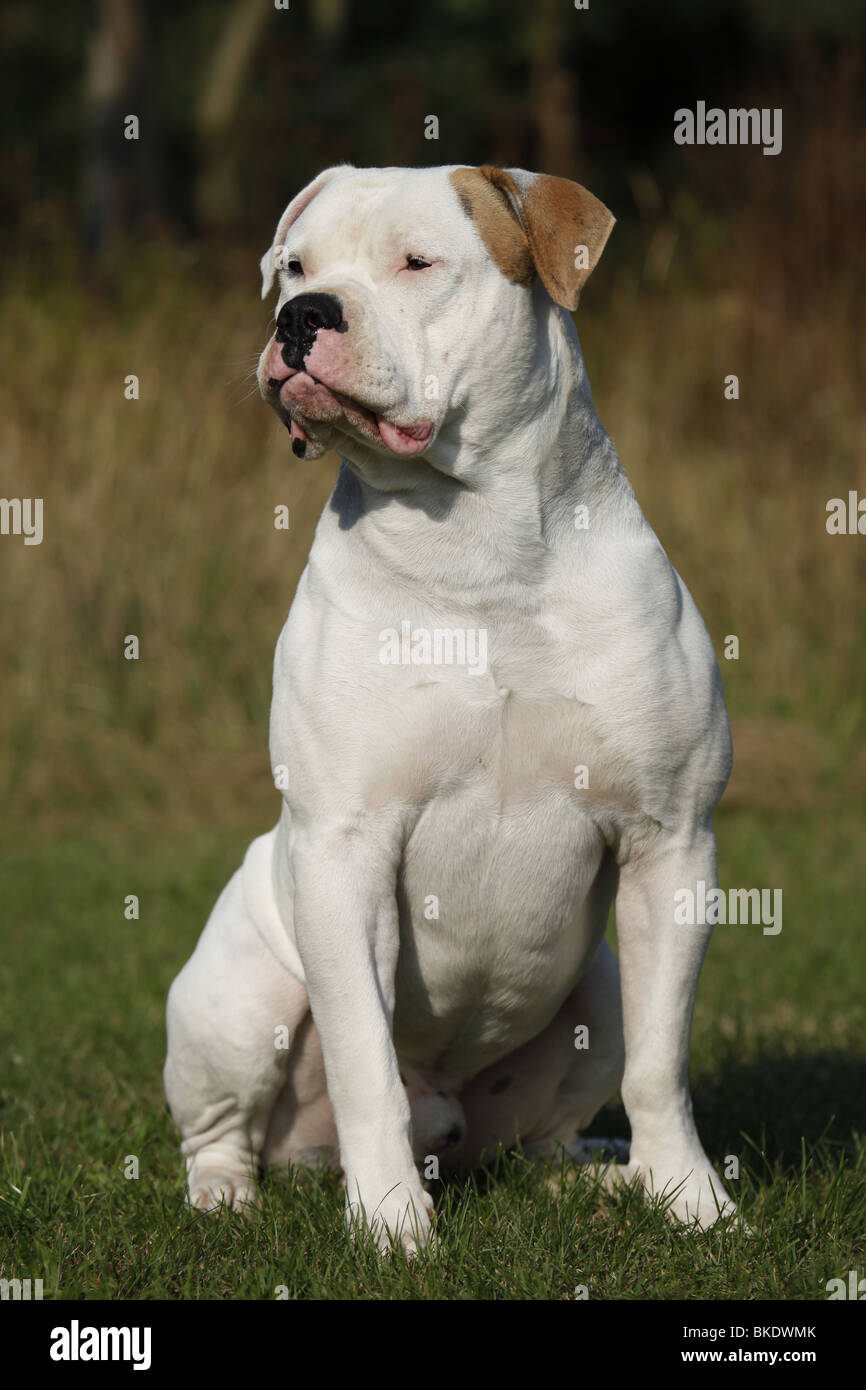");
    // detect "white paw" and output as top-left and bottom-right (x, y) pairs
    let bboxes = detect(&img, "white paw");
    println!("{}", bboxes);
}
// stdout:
(603, 1157), (737, 1228)
(187, 1164), (258, 1214)
(343, 1172), (435, 1256)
